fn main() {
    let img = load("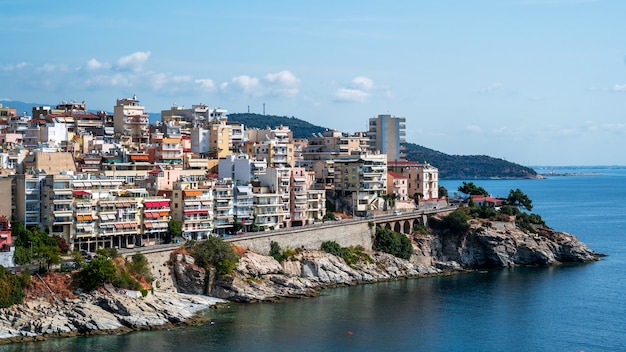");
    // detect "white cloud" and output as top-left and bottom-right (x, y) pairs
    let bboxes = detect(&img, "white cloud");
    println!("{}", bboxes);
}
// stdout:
(590, 84), (626, 92)
(1, 62), (30, 71)
(230, 75), (261, 95)
(86, 58), (110, 70)
(38, 64), (70, 73)
(333, 76), (376, 103)
(195, 78), (216, 91)
(264, 70), (300, 97)
(116, 51), (151, 72)
(333, 88), (370, 103)
(349, 76), (374, 90)
(151, 73), (193, 90)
